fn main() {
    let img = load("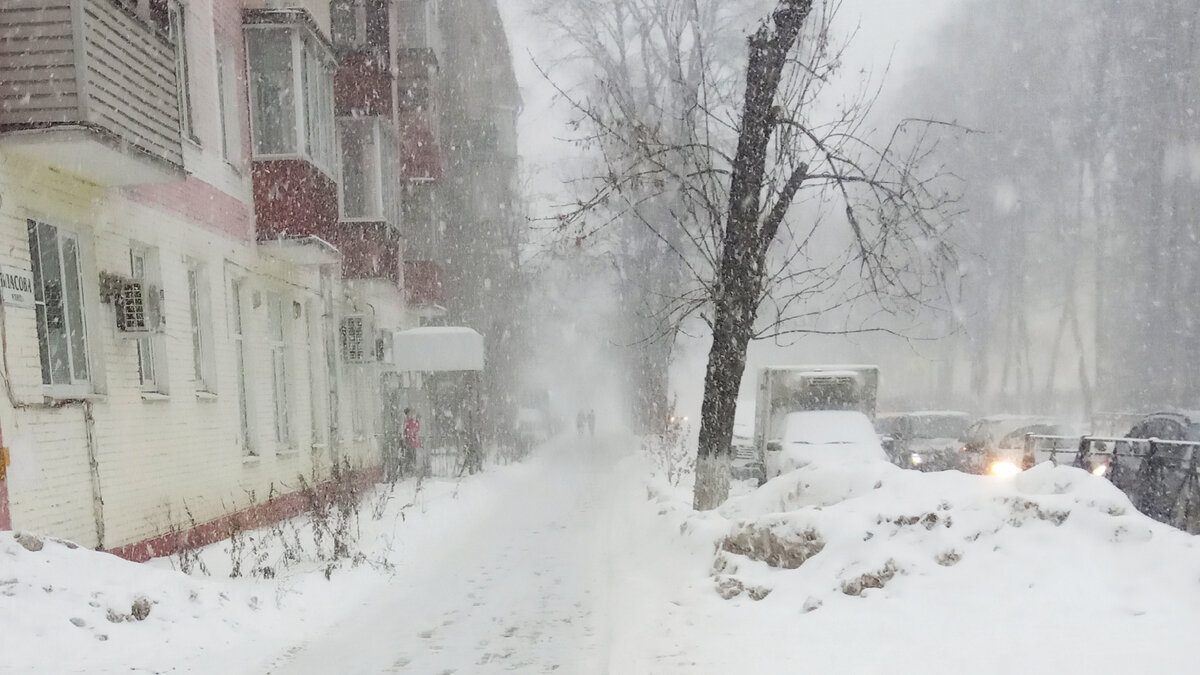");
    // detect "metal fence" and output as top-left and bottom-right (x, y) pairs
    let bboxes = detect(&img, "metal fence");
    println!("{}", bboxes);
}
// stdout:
(1025, 433), (1200, 533)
